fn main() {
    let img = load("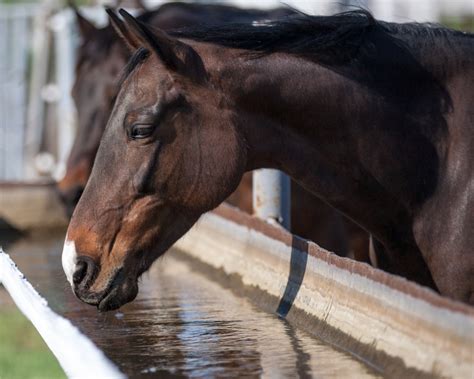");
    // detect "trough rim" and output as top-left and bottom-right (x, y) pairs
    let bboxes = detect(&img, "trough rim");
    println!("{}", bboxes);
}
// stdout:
(0, 180), (56, 188)
(213, 203), (474, 316)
